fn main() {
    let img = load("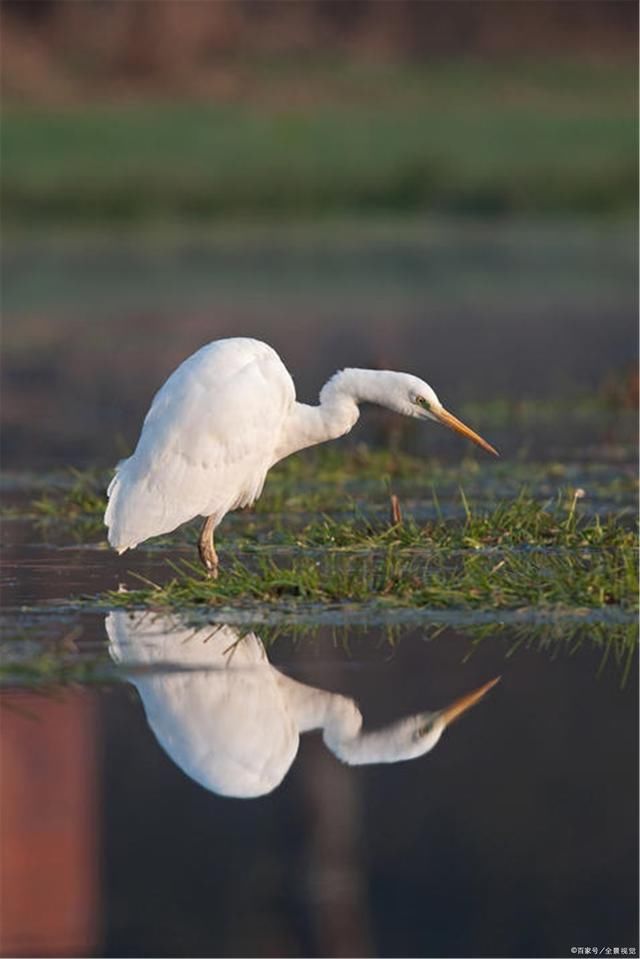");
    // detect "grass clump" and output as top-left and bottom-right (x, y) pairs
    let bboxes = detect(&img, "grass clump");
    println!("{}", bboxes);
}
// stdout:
(274, 489), (635, 552)
(101, 486), (638, 612)
(106, 541), (637, 613)
(31, 465), (638, 615)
